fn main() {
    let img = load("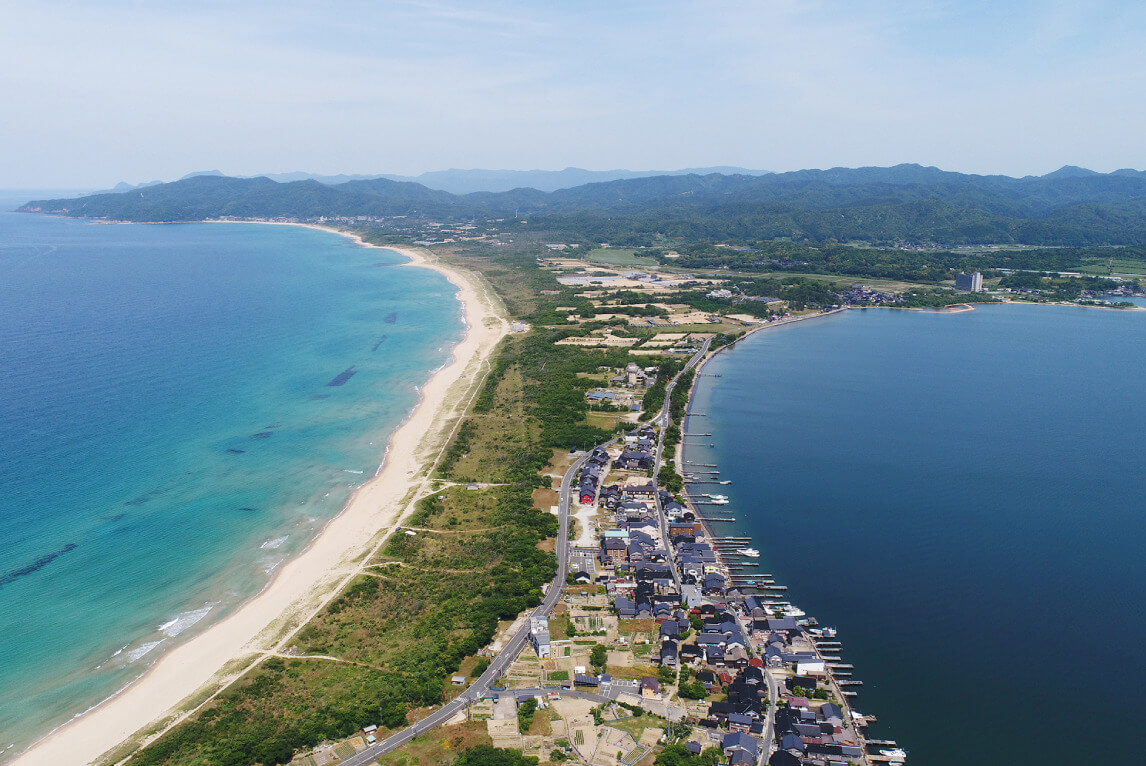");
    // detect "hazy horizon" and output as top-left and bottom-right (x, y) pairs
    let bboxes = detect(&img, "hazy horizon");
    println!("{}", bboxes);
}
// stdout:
(3, 1), (1145, 188)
